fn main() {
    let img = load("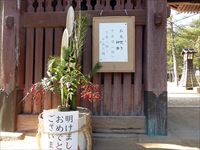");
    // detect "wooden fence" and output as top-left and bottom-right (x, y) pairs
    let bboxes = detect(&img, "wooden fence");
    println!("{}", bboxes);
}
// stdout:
(17, 0), (145, 117)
